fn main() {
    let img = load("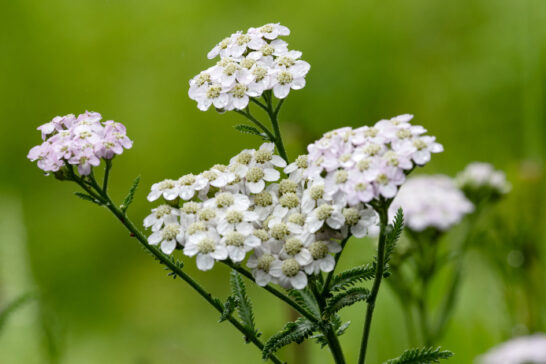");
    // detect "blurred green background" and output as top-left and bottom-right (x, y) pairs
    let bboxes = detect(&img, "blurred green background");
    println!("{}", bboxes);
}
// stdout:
(1, 0), (545, 363)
